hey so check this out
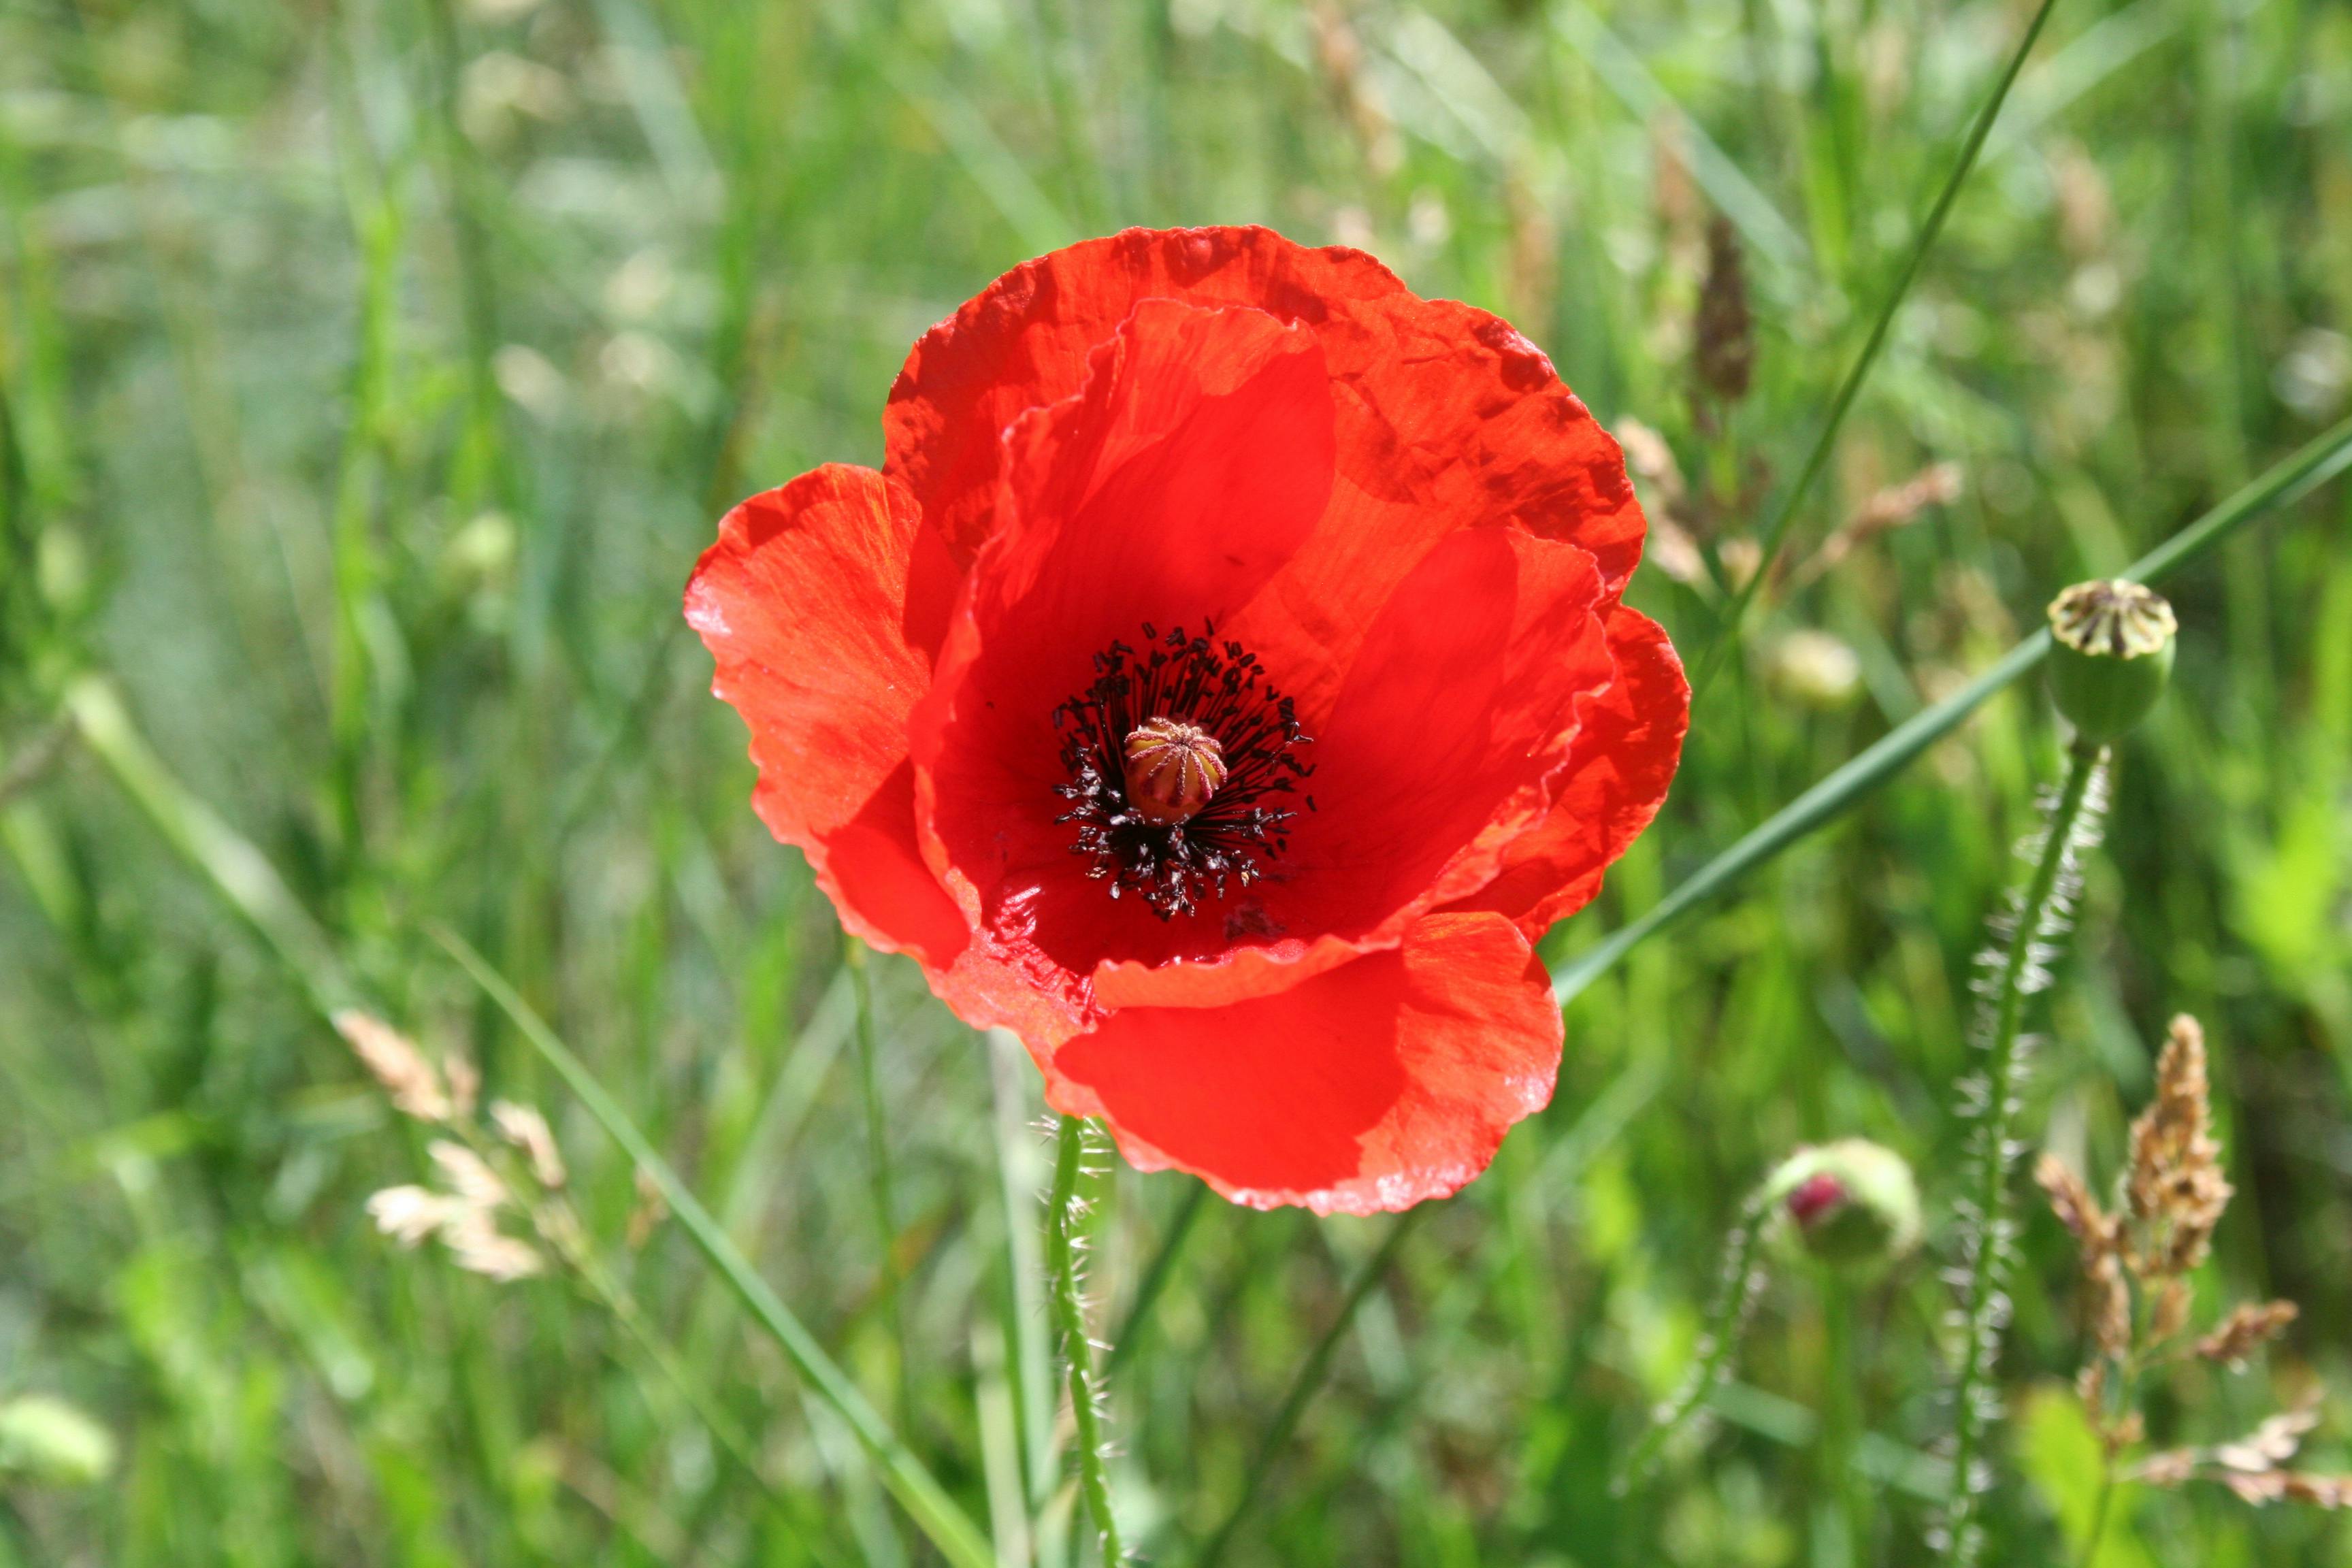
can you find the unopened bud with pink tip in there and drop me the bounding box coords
[1765,1139,1921,1273]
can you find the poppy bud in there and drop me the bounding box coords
[2046,578,2176,745]
[1123,717,1227,826]
[0,1395,116,1486]
[1764,1139,1921,1273]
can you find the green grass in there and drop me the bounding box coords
[3,0,2351,1563]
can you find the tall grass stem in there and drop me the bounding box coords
[1691,0,2065,697]
[989,1028,1069,1568]
[846,937,913,1437]
[1107,1183,1209,1377]
[431,925,999,1568]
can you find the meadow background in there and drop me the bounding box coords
[3,0,2351,1561]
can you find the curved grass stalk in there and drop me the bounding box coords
[525,1160,853,1567]
[1937,744,2108,1565]
[1553,412,2352,1006]
[1047,1115,1125,1564]
[1195,1207,1424,1568]
[1107,1182,1208,1377]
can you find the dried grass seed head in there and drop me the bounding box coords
[333,1011,450,1122]
[2126,1014,2232,1275]
[491,1100,568,1189]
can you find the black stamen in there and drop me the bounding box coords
[1051,619,1313,920]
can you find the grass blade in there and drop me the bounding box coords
[63,676,355,1017]
[846,938,915,1443]
[1554,412,2352,1004]
[1550,1,1810,284]
[1193,1207,1424,1568]
[1106,1182,1208,1377]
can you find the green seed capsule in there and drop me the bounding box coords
[2046,578,2176,745]
[1764,1139,1921,1274]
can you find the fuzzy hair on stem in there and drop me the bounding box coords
[1047,1114,1126,1564]
[1936,743,2110,1565]
[1617,1182,1774,1490]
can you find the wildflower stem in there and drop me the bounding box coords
[1823,1281,1867,1564]
[1552,412,2352,1008]
[1618,1184,1771,1489]
[1047,1114,1125,1564]
[1690,0,2065,699]
[1941,740,2105,1565]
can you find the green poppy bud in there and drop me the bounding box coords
[0,1395,116,1486]
[1763,1139,1921,1273]
[2046,579,2176,745]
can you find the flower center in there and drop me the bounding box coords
[1122,717,1227,826]
[1053,621,1312,919]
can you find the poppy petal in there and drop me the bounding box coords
[1208,524,1615,949]
[685,466,968,968]
[1447,603,1689,937]
[1045,911,1563,1213]
[1199,306,1643,730]
[887,229,1642,649]
[885,226,1406,562]
[909,299,1339,1028]
[1081,532,1635,1009]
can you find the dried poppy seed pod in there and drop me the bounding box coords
[1122,717,1227,826]
[1764,1139,1921,1273]
[2046,578,2176,745]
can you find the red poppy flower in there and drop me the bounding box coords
[687,226,1686,1213]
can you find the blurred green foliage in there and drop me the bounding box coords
[1,0,2349,1563]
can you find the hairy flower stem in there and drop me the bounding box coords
[1047,1115,1124,1563]
[1618,1184,1771,1488]
[1940,740,2107,1564]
